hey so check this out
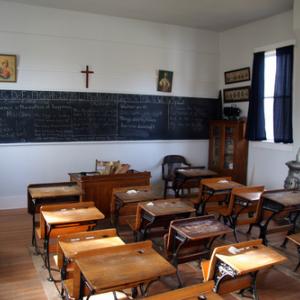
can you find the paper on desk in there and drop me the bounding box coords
[126,190,137,194]
[218,180,229,183]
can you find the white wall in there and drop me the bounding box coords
[0,1,219,209]
[219,11,297,189]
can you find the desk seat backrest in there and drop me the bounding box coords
[39,201,96,240]
[56,228,121,270]
[222,185,265,217]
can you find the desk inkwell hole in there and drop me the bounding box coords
[137,249,144,255]
[198,295,207,300]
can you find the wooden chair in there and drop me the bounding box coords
[218,185,265,242]
[195,177,232,215]
[110,185,151,226]
[35,201,97,254]
[56,228,124,281]
[201,239,262,295]
[287,233,300,272]
[162,155,190,198]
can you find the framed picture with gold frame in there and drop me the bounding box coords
[224,67,250,84]
[223,86,250,103]
[0,54,17,82]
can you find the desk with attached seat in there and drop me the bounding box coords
[28,182,82,248]
[41,202,104,281]
[258,189,300,245]
[173,167,218,197]
[198,178,243,215]
[65,241,176,299]
[164,215,232,286]
[113,188,161,227]
[135,198,195,241]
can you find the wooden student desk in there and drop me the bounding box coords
[113,190,161,226]
[42,206,104,280]
[214,243,286,299]
[258,189,300,245]
[198,180,243,215]
[28,182,82,247]
[168,215,232,267]
[73,241,176,299]
[140,281,224,299]
[57,229,125,280]
[173,167,218,197]
[137,199,195,241]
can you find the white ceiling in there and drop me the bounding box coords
[3,0,293,31]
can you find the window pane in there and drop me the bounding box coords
[265,51,276,98]
[264,51,276,141]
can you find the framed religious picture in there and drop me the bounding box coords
[224,67,250,84]
[0,54,17,82]
[223,86,250,103]
[157,70,173,92]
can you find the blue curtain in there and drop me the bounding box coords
[246,51,266,140]
[273,45,294,143]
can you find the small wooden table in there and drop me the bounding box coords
[28,182,82,247]
[214,243,286,299]
[173,167,218,197]
[137,198,195,241]
[42,206,104,280]
[140,281,224,299]
[74,241,176,299]
[259,189,300,245]
[114,190,161,226]
[198,180,243,215]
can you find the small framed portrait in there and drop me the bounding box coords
[0,54,17,82]
[224,67,250,85]
[157,70,173,93]
[223,86,251,103]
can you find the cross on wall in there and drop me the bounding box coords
[81,65,94,88]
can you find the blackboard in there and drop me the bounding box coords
[0,90,221,143]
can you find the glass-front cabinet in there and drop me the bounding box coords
[208,120,248,184]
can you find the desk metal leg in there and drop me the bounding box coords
[281,211,300,248]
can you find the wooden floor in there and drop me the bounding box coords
[1,209,300,299]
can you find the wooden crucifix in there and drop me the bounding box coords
[81,65,94,88]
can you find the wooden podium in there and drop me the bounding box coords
[69,171,151,217]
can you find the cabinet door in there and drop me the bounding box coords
[210,124,223,169]
[223,125,235,170]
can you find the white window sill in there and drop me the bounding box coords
[250,140,294,152]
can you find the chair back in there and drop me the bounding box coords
[162,155,190,180]
[224,185,265,217]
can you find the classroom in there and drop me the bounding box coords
[1,0,300,299]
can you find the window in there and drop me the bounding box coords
[264,50,276,141]
[246,45,293,143]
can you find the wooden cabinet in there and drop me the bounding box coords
[69,171,151,217]
[208,120,248,184]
